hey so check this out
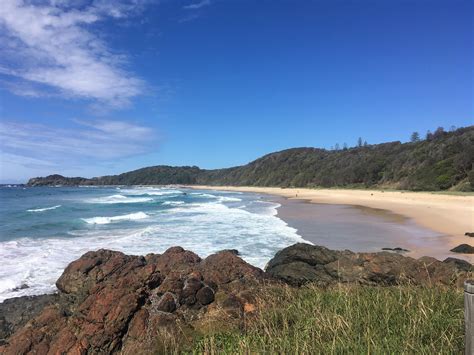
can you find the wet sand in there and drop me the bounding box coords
[270,196,472,262]
[187,186,474,263]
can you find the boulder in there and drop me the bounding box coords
[465,232,474,237]
[266,243,471,287]
[154,292,176,313]
[196,286,215,305]
[450,244,474,254]
[1,243,470,354]
[443,257,473,272]
[0,294,58,345]
[0,247,263,354]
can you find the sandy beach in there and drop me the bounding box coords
[189,186,474,262]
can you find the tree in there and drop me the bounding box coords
[343,143,348,150]
[410,131,420,142]
[433,127,445,139]
[357,137,363,147]
[335,143,340,151]
[426,130,433,141]
[363,141,368,147]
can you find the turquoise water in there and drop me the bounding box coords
[0,186,304,302]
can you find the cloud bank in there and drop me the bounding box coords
[0,0,148,108]
[0,119,157,182]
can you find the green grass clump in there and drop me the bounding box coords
[190,285,464,354]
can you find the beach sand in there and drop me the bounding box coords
[188,186,474,262]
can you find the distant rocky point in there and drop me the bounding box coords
[0,243,471,353]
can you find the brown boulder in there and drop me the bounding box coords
[0,247,263,354]
[196,286,215,305]
[0,294,58,345]
[266,243,471,287]
[3,243,470,354]
[155,292,177,313]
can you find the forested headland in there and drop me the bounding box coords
[28,126,474,191]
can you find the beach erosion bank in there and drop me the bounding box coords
[188,186,474,263]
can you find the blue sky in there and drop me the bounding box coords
[0,0,472,183]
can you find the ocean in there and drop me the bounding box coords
[0,186,304,302]
[0,185,448,303]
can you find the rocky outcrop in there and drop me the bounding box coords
[1,243,471,354]
[465,232,474,238]
[0,294,58,345]
[266,243,471,286]
[0,247,262,354]
[443,257,473,272]
[450,244,474,254]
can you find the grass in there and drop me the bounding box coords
[188,284,464,354]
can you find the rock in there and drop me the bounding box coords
[155,292,176,313]
[465,232,474,237]
[11,284,29,292]
[196,286,214,305]
[2,243,470,353]
[381,247,410,253]
[181,276,203,305]
[0,247,263,354]
[221,249,240,255]
[198,250,263,285]
[0,294,58,345]
[450,244,474,254]
[443,257,473,272]
[266,243,470,287]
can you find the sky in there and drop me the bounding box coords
[0,0,472,183]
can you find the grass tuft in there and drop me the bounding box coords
[189,284,464,354]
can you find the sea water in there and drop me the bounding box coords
[0,186,304,302]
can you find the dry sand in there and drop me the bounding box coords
[188,185,474,261]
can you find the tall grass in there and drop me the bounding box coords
[190,284,464,354]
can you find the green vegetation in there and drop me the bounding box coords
[187,284,464,354]
[28,126,474,191]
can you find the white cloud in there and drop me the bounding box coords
[183,0,210,10]
[0,119,158,181]
[0,0,149,108]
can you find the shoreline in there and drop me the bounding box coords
[187,185,474,262]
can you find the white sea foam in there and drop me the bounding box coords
[82,212,149,225]
[190,192,216,198]
[0,188,307,302]
[189,192,241,203]
[27,205,62,212]
[86,194,153,204]
[218,196,242,202]
[162,201,185,206]
[121,188,183,196]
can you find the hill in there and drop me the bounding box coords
[27,126,474,191]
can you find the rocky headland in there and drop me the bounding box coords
[0,243,472,354]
